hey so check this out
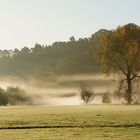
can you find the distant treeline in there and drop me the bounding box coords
[0,29,109,78]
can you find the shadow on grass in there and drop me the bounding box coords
[0,123,140,130]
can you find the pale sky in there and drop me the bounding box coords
[0,0,140,50]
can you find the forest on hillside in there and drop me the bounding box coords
[0,29,109,78]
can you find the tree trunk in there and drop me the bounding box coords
[126,78,132,104]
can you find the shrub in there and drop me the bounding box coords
[102,92,111,104]
[6,86,29,105]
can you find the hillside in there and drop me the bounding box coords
[0,30,109,78]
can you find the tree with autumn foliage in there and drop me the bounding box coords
[99,23,140,104]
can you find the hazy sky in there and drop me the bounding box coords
[0,0,140,50]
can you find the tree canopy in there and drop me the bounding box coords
[99,23,140,104]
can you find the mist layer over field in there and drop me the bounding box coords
[0,74,117,105]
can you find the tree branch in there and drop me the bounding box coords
[107,53,127,76]
[130,74,140,80]
[117,78,127,97]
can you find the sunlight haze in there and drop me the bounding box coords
[0,0,140,49]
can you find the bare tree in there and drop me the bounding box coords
[80,81,94,104]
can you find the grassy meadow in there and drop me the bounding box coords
[0,105,139,140]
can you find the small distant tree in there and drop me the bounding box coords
[69,36,75,42]
[14,48,20,56]
[31,43,44,54]
[21,47,30,54]
[102,92,111,104]
[2,50,10,57]
[80,82,94,104]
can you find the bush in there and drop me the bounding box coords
[102,92,111,104]
[0,86,30,106]
[6,86,29,105]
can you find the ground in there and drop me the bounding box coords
[0,105,139,140]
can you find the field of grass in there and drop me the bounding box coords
[0,105,139,140]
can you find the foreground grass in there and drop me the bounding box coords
[0,105,139,139]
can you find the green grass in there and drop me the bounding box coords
[0,105,139,139]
